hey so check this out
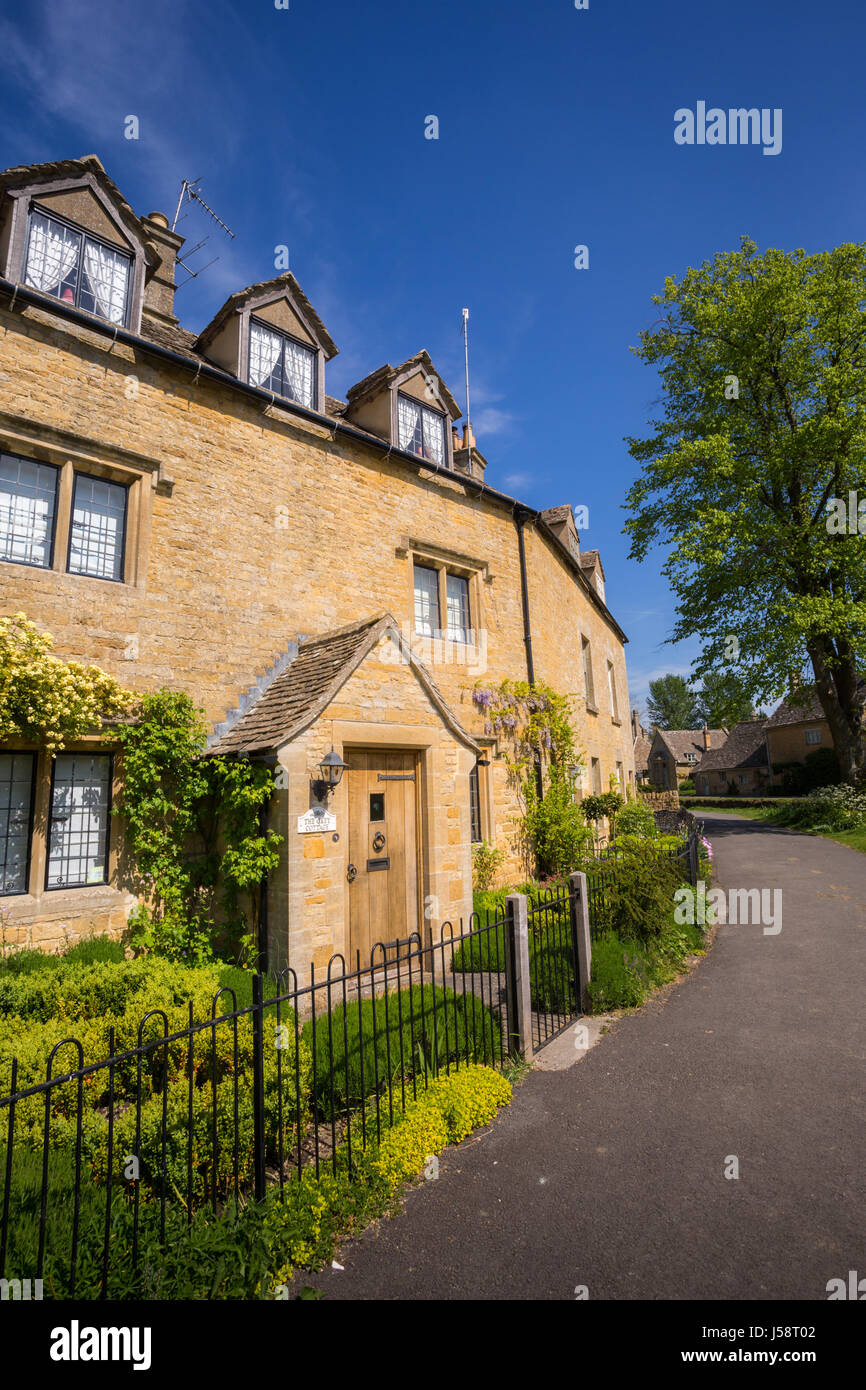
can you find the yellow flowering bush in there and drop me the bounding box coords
[0,613,135,752]
[265,1064,512,1291]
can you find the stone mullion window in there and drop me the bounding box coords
[27,751,52,897]
[51,461,76,573]
[0,444,152,588]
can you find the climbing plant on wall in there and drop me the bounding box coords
[113,690,283,966]
[471,677,590,878]
[0,617,282,964]
[0,613,134,751]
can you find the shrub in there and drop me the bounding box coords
[301,985,502,1114]
[587,934,648,1010]
[581,792,623,825]
[588,841,682,943]
[678,777,696,795]
[0,937,126,976]
[472,840,504,892]
[0,612,133,752]
[525,767,593,877]
[614,801,658,840]
[454,880,567,973]
[0,956,311,1210]
[587,910,705,1013]
[775,783,866,831]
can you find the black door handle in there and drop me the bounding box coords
[347,863,357,883]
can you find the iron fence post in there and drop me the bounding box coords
[251,972,266,1202]
[688,830,700,886]
[568,872,593,1013]
[504,893,532,1057]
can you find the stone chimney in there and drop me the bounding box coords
[140,211,184,330]
[452,425,486,481]
[703,723,711,750]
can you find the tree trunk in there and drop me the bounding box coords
[807,641,864,784]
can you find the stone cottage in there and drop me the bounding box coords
[646,726,726,790]
[0,153,636,974]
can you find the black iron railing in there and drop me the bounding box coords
[0,827,703,1299]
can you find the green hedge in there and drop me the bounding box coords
[301,984,502,1114]
[681,796,800,809]
[0,956,311,1211]
[1,1066,513,1299]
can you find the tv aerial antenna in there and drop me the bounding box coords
[171,178,235,289]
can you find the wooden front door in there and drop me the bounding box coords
[346,749,420,965]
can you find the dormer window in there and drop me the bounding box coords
[23,207,131,326]
[249,319,316,409]
[397,394,446,465]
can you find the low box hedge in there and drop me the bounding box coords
[680,796,801,809]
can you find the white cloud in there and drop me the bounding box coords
[472,405,517,436]
[627,661,695,710]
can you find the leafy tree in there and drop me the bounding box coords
[694,671,756,729]
[625,237,866,781]
[646,674,699,730]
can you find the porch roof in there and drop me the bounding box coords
[206,612,482,757]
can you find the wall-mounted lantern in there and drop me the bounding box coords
[311,747,347,802]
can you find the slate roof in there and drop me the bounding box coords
[764,691,827,728]
[654,728,727,763]
[206,613,481,757]
[579,549,605,580]
[695,720,768,774]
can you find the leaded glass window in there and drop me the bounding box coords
[68,474,127,581]
[0,753,35,895]
[24,209,131,326]
[446,573,471,643]
[397,394,445,465]
[469,762,482,844]
[413,563,440,636]
[0,453,58,569]
[47,754,112,889]
[248,320,316,409]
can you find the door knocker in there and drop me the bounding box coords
[372,831,386,852]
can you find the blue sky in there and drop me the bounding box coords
[1,0,863,716]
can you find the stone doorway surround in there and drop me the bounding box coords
[206,612,482,980]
